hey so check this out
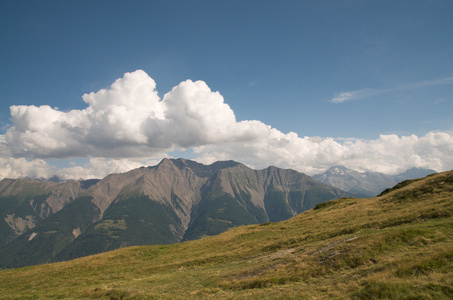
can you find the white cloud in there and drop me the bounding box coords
[0,134,162,180]
[0,157,56,180]
[1,70,453,180]
[400,77,453,90]
[330,88,383,103]
[194,131,453,175]
[4,70,242,158]
[330,76,453,103]
[54,158,150,180]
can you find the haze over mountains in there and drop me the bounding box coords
[313,166,436,197]
[0,158,353,268]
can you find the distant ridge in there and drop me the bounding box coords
[0,159,351,268]
[313,165,436,197]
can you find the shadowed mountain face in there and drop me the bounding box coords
[0,159,350,268]
[313,166,437,197]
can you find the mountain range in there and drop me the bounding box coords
[313,165,436,197]
[0,158,352,268]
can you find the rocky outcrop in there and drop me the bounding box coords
[4,214,36,235]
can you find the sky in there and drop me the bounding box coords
[1,0,453,180]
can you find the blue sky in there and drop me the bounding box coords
[1,0,453,179]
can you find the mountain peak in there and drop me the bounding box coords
[395,167,437,181]
[314,165,438,197]
[157,157,173,166]
[325,165,352,175]
[155,158,242,177]
[208,160,241,170]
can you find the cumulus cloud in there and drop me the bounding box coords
[4,70,243,158]
[1,70,453,180]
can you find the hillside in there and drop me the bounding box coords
[0,159,350,268]
[0,170,451,299]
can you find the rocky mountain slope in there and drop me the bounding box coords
[0,178,98,246]
[0,159,351,268]
[313,165,436,197]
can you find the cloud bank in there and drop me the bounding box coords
[1,70,453,180]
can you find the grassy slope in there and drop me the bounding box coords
[0,171,452,299]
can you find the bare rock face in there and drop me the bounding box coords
[4,214,36,235]
[88,169,145,216]
[45,181,83,214]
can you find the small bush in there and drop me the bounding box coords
[259,222,275,226]
[352,280,453,299]
[313,199,338,210]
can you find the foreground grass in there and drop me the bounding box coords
[0,171,452,299]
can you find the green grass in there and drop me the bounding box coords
[0,170,452,299]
